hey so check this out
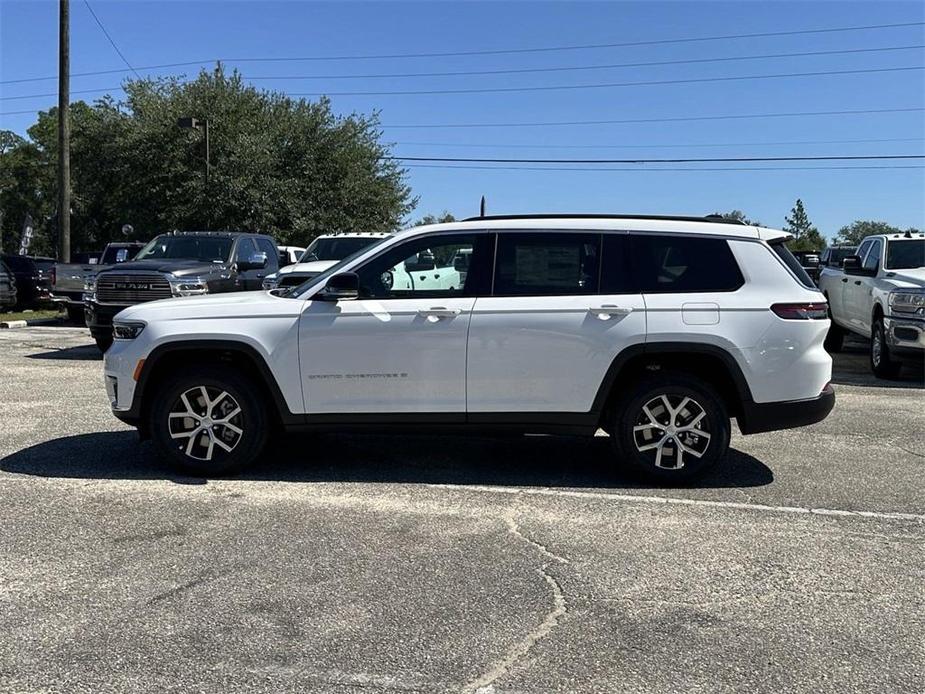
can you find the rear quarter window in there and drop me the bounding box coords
[769,240,816,289]
[630,234,744,293]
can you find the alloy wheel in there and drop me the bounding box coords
[632,394,712,470]
[168,386,244,461]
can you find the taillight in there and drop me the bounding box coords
[771,302,828,320]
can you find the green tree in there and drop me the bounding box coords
[833,220,922,245]
[712,209,761,226]
[0,66,415,254]
[783,199,826,252]
[409,211,456,227]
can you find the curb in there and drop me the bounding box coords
[0,318,68,329]
[0,320,28,329]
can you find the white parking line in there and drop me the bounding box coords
[426,484,925,524]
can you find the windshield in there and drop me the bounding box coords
[827,248,856,266]
[300,236,381,262]
[135,235,233,262]
[288,235,393,298]
[101,245,140,264]
[885,239,924,270]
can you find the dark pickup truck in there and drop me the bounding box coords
[85,231,279,351]
[53,241,145,322]
[0,259,17,309]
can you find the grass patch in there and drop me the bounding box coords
[0,308,66,323]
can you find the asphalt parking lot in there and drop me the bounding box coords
[0,325,922,693]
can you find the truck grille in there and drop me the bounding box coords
[96,273,172,303]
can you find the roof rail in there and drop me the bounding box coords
[460,213,749,225]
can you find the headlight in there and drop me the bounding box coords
[83,277,96,292]
[112,320,145,340]
[889,290,925,315]
[262,275,280,290]
[168,278,209,296]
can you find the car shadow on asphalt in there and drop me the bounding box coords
[830,340,924,389]
[25,345,102,361]
[0,430,773,490]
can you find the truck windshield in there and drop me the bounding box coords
[885,239,924,270]
[135,235,232,262]
[101,245,139,264]
[288,235,393,298]
[300,236,380,262]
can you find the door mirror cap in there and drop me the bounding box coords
[320,272,359,300]
[238,252,268,271]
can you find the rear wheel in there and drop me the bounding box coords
[150,366,268,476]
[870,318,902,379]
[94,335,113,353]
[823,302,844,352]
[610,373,730,483]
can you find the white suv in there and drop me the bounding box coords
[262,232,389,290]
[103,215,835,481]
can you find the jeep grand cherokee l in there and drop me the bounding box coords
[102,215,834,482]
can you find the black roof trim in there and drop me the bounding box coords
[461,213,749,225]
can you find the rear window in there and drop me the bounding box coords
[630,235,744,293]
[770,240,816,288]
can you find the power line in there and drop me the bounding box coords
[245,45,925,81]
[8,65,923,102]
[396,137,925,151]
[1,20,922,84]
[82,0,140,78]
[287,66,925,97]
[391,154,925,164]
[382,107,925,129]
[403,163,925,172]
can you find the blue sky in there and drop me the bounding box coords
[1,0,923,238]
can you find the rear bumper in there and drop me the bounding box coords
[738,384,835,435]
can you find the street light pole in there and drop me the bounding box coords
[177,117,211,228]
[57,0,71,262]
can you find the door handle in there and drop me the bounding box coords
[854,280,862,285]
[589,305,633,319]
[418,307,461,319]
[841,278,848,283]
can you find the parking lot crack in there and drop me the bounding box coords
[146,567,233,606]
[462,511,569,693]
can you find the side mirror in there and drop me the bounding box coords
[238,252,268,271]
[453,256,468,271]
[842,256,862,274]
[320,272,359,300]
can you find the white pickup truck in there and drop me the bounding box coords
[818,231,924,378]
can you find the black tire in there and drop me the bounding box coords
[610,373,730,483]
[94,335,113,353]
[870,318,902,380]
[149,365,268,476]
[823,303,844,353]
[66,305,85,324]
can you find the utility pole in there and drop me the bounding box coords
[57,0,71,262]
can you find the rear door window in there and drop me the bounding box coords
[493,233,600,296]
[600,234,634,294]
[631,234,745,292]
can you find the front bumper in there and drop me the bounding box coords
[51,290,85,307]
[884,314,925,357]
[85,300,130,338]
[738,384,835,435]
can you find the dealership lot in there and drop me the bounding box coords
[0,326,922,692]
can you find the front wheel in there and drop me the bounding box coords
[610,373,730,483]
[870,318,902,379]
[150,366,268,476]
[66,305,86,324]
[94,335,113,353]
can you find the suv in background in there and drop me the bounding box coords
[103,214,834,482]
[0,255,55,309]
[86,231,279,352]
[0,259,16,310]
[262,232,389,290]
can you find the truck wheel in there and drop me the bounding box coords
[610,373,730,483]
[150,366,268,476]
[66,305,85,324]
[870,319,902,379]
[823,304,844,353]
[94,335,113,353]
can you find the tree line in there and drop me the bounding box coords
[715,200,920,251]
[0,66,415,256]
